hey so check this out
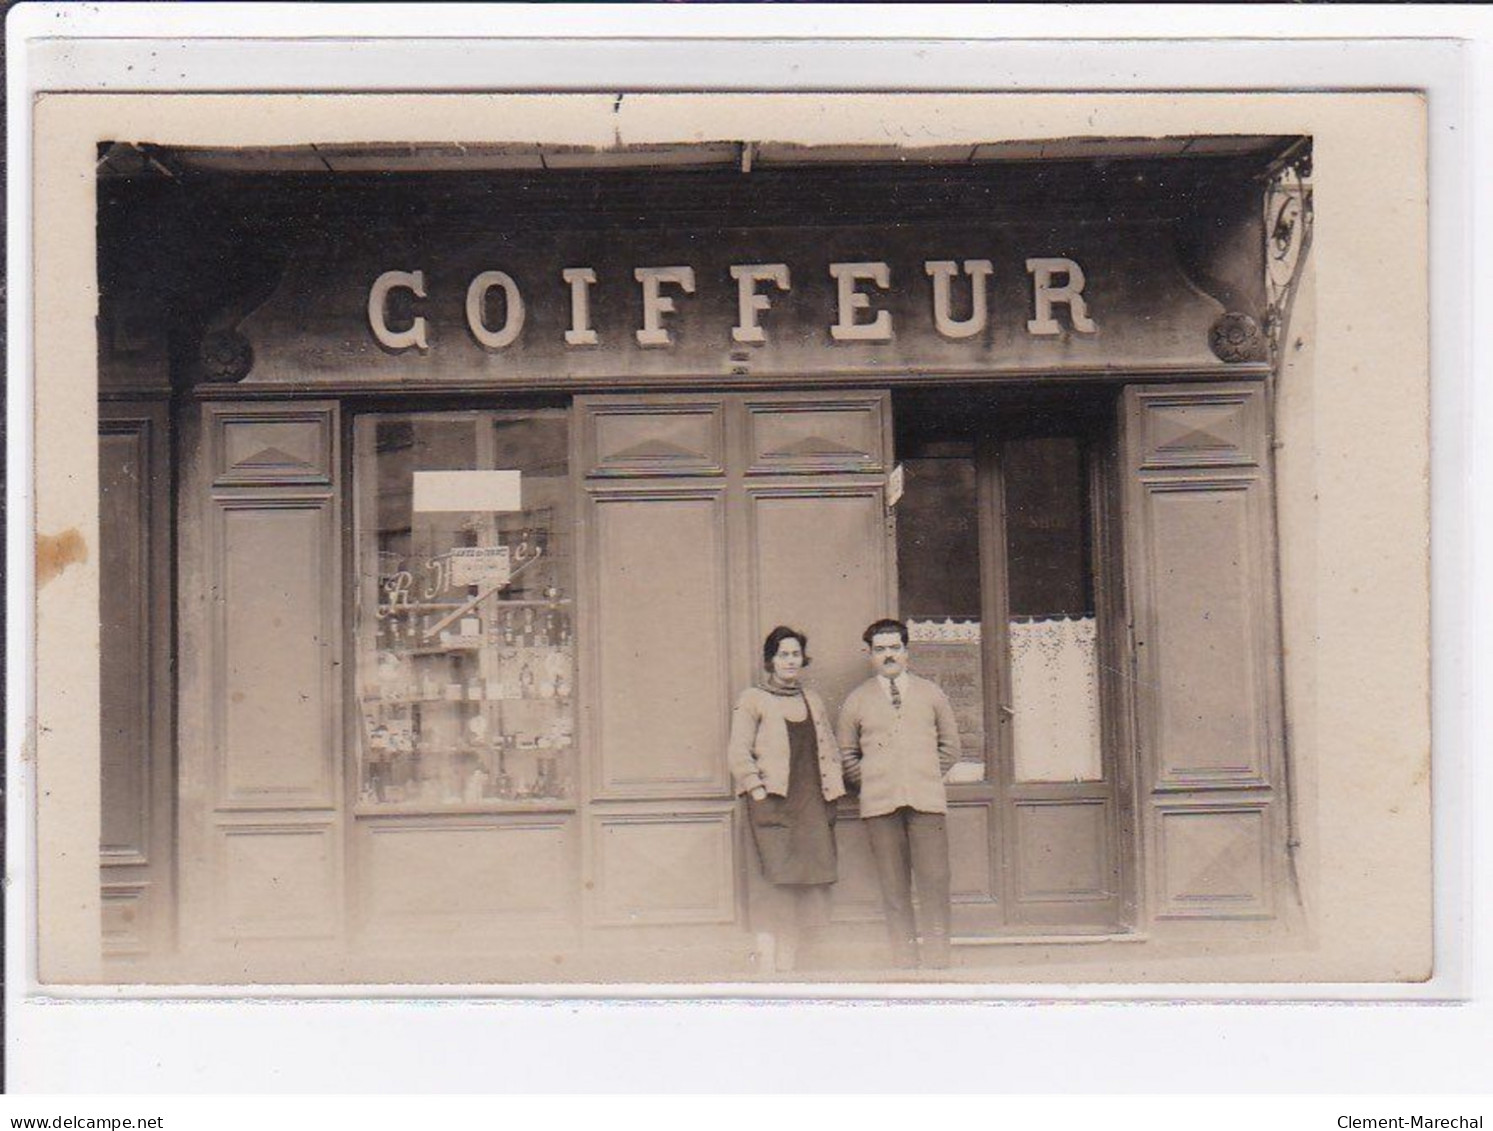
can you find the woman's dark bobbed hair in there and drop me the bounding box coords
[762,625,811,671]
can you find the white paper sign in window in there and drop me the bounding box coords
[448,545,512,587]
[411,469,521,513]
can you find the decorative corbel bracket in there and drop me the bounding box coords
[181,199,298,385]
[1262,146,1314,364]
[194,239,290,384]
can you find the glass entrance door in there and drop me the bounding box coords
[893,390,1125,933]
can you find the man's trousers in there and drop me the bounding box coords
[863,806,951,968]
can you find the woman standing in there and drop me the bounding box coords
[726,626,846,972]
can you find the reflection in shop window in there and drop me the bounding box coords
[353,411,575,810]
[1004,437,1102,783]
[896,447,988,782]
[896,430,1102,784]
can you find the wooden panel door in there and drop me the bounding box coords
[1123,383,1286,921]
[99,401,175,960]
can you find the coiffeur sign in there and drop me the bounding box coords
[367,257,1097,352]
[232,221,1230,385]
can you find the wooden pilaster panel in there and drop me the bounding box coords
[589,805,738,927]
[99,401,174,959]
[580,395,727,478]
[1123,383,1286,923]
[100,420,154,862]
[743,392,895,933]
[746,482,892,718]
[211,406,335,487]
[211,497,339,809]
[357,815,579,936]
[214,818,339,940]
[185,401,345,950]
[585,486,732,799]
[1137,477,1273,789]
[1154,799,1273,918]
[101,883,154,957]
[742,390,889,475]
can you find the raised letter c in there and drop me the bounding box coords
[369,270,428,352]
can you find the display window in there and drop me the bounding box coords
[352,409,575,812]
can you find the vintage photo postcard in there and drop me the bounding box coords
[27,89,1431,990]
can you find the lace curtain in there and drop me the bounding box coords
[1009,615,1103,782]
[908,615,1103,783]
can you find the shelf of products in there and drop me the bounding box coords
[354,410,576,811]
[358,601,576,807]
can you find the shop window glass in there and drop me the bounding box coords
[1004,437,1102,783]
[354,410,575,810]
[896,445,988,783]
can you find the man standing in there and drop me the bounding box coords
[837,618,961,970]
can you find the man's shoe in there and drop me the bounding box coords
[889,936,920,969]
[920,932,952,970]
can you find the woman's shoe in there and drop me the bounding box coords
[774,933,799,973]
[754,931,777,973]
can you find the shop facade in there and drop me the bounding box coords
[96,136,1313,979]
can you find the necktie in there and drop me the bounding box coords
[889,677,902,711]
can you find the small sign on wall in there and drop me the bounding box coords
[448,545,512,587]
[411,469,521,512]
[887,463,905,507]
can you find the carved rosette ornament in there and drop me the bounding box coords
[1263,151,1314,361]
[199,328,254,383]
[1209,312,1266,364]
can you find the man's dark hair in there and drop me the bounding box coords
[762,625,812,671]
[861,618,909,647]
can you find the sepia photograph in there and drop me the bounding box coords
[26,87,1433,993]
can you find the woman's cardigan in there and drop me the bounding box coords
[726,684,847,801]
